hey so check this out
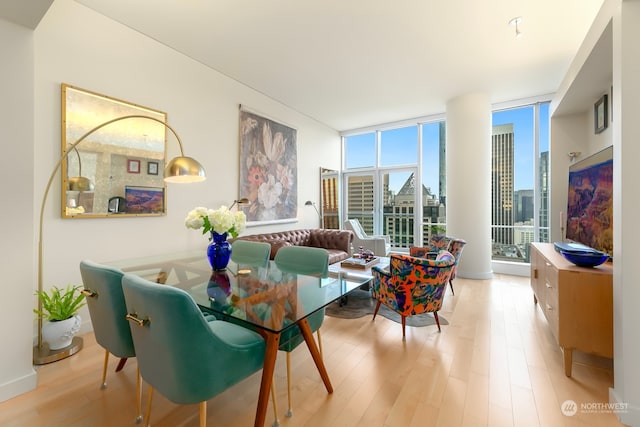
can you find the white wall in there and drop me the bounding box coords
[551,0,640,423]
[0,17,38,402]
[611,1,640,424]
[0,0,340,401]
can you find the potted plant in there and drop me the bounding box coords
[34,285,86,350]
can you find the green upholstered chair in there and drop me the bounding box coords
[79,260,142,424]
[230,239,271,266]
[273,245,329,277]
[371,251,455,338]
[121,274,265,427]
[272,245,329,418]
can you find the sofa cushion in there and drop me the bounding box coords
[325,249,350,265]
[309,229,353,252]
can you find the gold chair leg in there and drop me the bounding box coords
[101,350,110,389]
[286,352,293,417]
[316,329,323,357]
[135,366,142,424]
[199,401,207,427]
[144,386,154,427]
[270,379,280,426]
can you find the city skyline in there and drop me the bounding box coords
[345,104,550,198]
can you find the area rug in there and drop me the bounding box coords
[326,289,448,327]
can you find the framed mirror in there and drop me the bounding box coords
[61,84,167,218]
[320,167,340,229]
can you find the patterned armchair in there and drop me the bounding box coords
[410,236,466,295]
[409,235,451,258]
[371,251,455,338]
[446,239,467,295]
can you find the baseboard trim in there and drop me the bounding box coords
[610,387,639,426]
[0,369,37,403]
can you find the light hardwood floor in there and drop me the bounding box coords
[0,274,624,427]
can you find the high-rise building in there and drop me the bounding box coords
[514,189,534,223]
[384,173,444,247]
[539,151,550,242]
[346,175,379,234]
[492,124,515,245]
[438,122,446,206]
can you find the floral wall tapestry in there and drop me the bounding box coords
[239,108,297,224]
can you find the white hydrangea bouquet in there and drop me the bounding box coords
[185,206,247,239]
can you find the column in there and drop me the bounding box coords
[445,93,493,279]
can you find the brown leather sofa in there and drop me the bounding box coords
[233,229,353,264]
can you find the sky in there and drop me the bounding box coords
[345,103,550,197]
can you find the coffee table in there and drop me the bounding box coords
[329,256,389,305]
[329,256,389,278]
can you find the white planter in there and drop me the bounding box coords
[42,315,81,350]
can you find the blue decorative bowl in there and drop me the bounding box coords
[560,250,609,268]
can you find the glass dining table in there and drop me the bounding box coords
[105,249,371,427]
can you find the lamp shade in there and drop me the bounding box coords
[164,156,206,183]
[68,176,93,191]
[229,198,250,210]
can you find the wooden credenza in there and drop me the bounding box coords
[530,242,613,377]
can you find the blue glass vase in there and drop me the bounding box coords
[207,232,232,270]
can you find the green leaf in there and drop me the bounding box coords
[34,285,86,321]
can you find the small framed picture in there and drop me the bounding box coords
[127,159,141,174]
[147,161,159,175]
[594,94,608,134]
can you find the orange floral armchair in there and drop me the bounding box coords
[410,237,466,295]
[409,235,451,257]
[371,251,455,338]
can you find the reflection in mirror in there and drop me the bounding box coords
[61,84,167,218]
[320,167,340,229]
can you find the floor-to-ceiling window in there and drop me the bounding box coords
[343,121,438,251]
[342,100,549,262]
[421,121,447,243]
[491,102,550,263]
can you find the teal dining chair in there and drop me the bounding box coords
[79,260,142,424]
[273,245,329,418]
[121,273,266,427]
[230,239,272,265]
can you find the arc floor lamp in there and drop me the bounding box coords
[34,114,206,365]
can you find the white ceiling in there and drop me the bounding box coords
[5,0,605,131]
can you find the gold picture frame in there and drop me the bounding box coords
[61,84,168,218]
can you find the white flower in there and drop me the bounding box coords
[258,175,283,209]
[234,211,247,234]
[185,206,247,239]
